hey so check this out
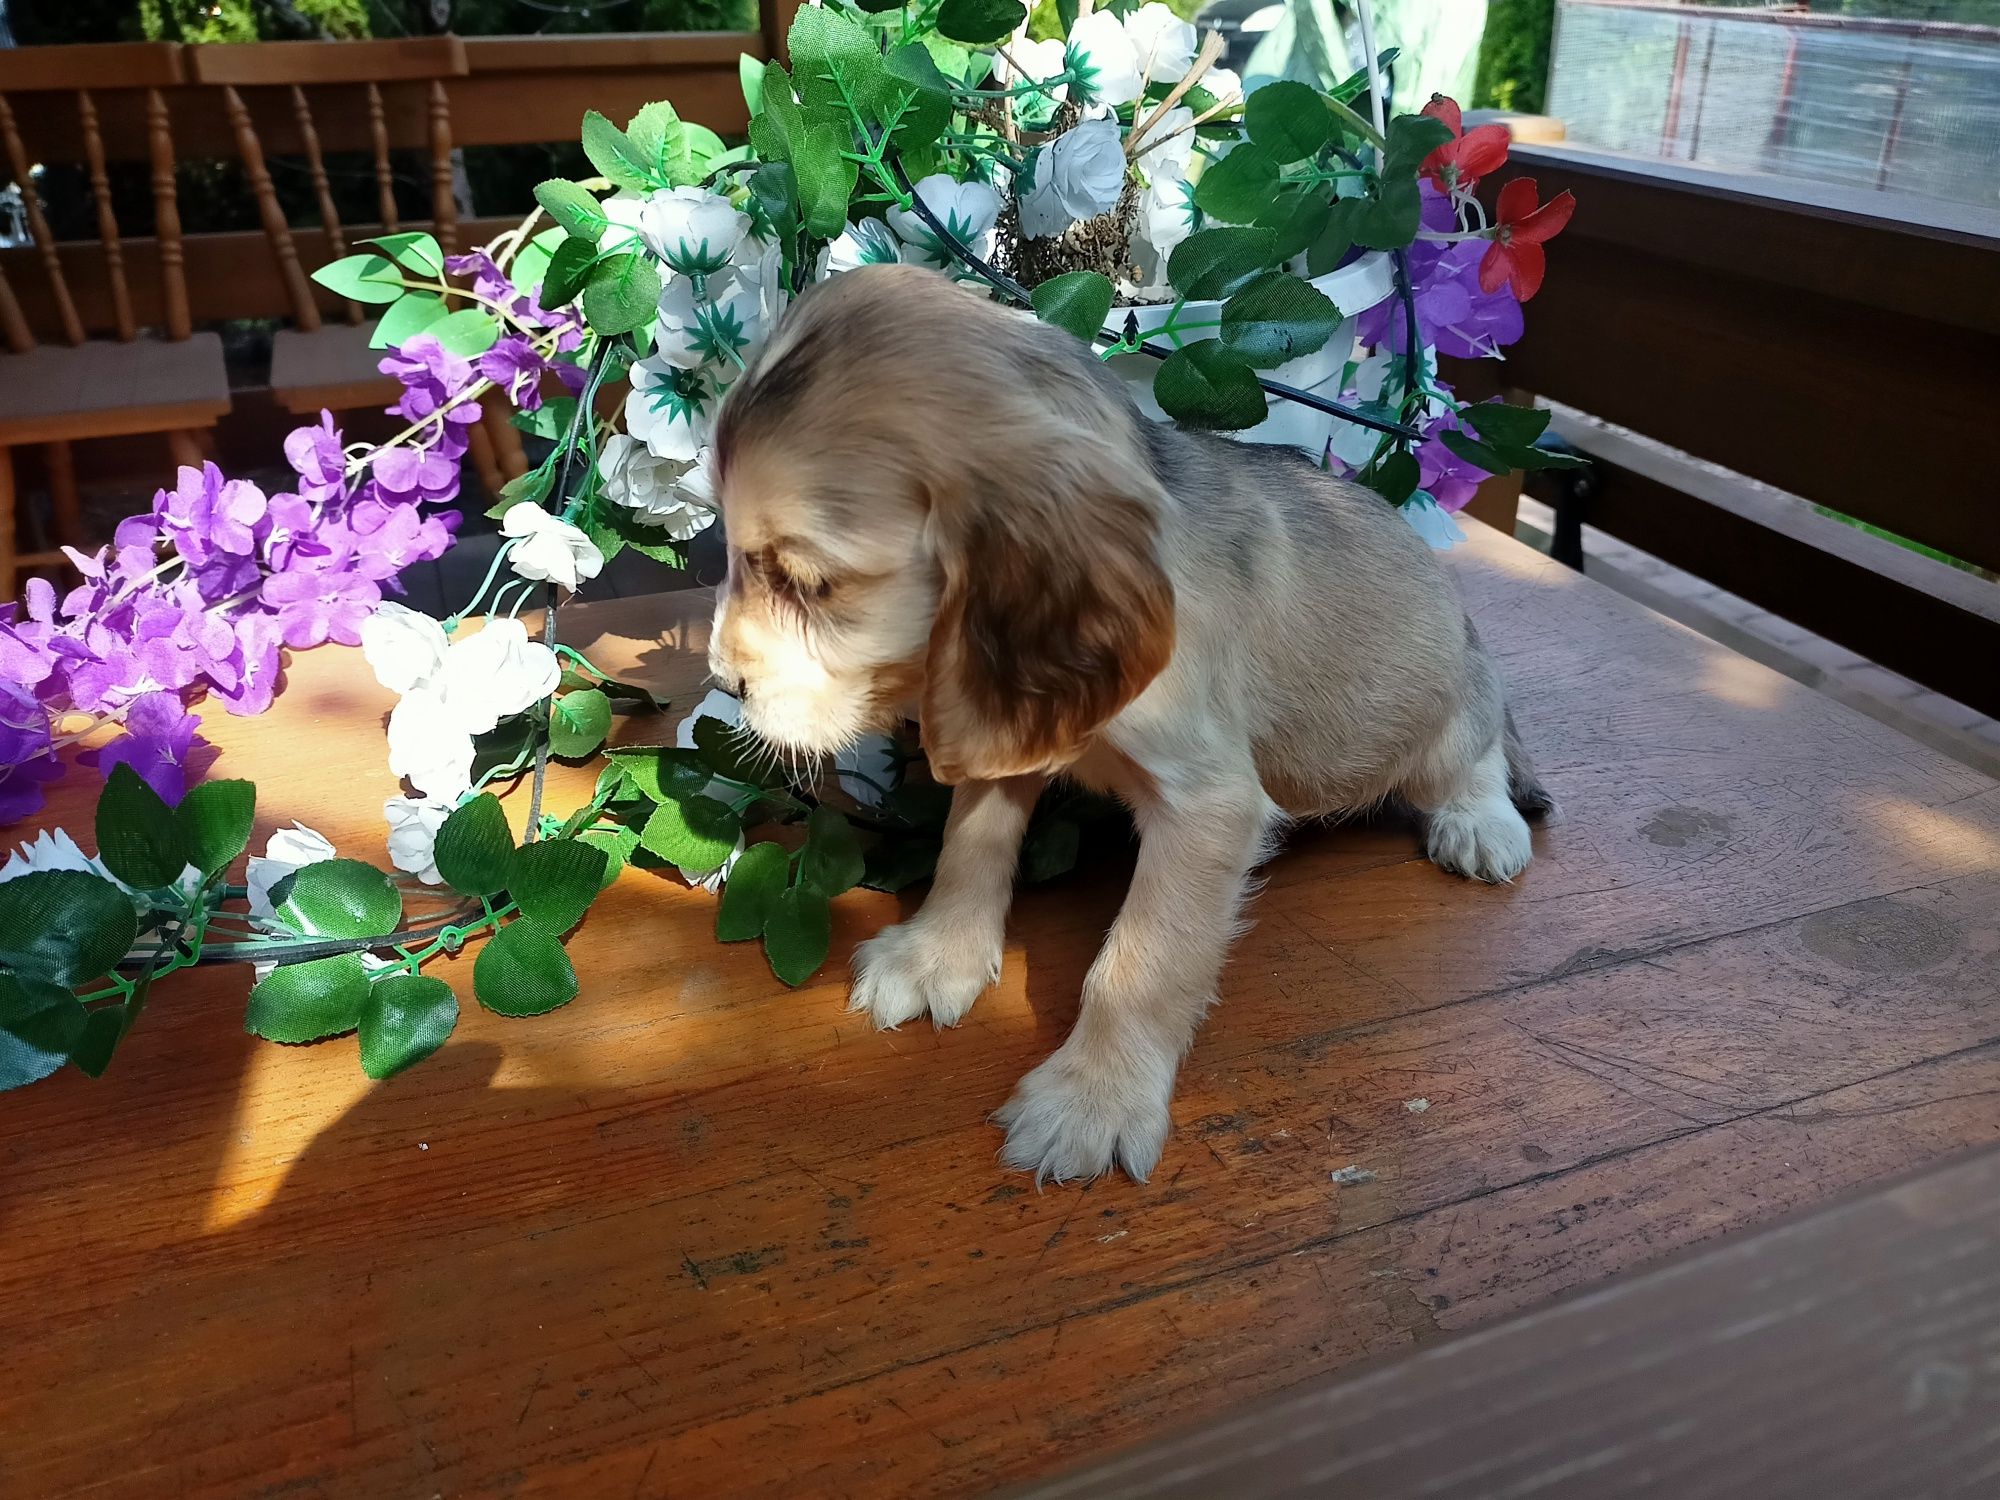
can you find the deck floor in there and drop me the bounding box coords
[3,525,1998,1497]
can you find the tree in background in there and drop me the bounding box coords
[10,0,369,42]
[1471,0,1551,114]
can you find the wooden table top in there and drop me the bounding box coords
[4,522,1998,1499]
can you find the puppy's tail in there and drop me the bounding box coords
[1503,709,1555,820]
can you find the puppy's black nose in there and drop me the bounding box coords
[715,673,746,697]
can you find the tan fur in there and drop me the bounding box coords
[707,264,1546,1184]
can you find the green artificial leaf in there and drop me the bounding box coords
[1440,428,1515,476]
[1193,143,1284,227]
[70,1002,129,1078]
[510,237,554,297]
[1244,81,1336,162]
[747,160,801,246]
[512,395,578,442]
[1031,271,1115,344]
[1461,401,1554,450]
[579,825,641,889]
[0,871,138,988]
[1515,445,1593,472]
[883,778,953,830]
[473,918,579,1017]
[174,778,255,879]
[861,835,941,893]
[1219,271,1342,369]
[433,793,516,897]
[606,746,710,804]
[882,41,955,150]
[1168,227,1280,301]
[741,51,766,116]
[430,307,500,358]
[367,230,444,277]
[583,253,663,337]
[1365,448,1421,504]
[1257,189,1332,262]
[1347,175,1424,251]
[692,715,784,787]
[371,290,448,350]
[639,795,742,875]
[357,974,458,1080]
[799,805,865,898]
[1305,204,1357,277]
[715,840,789,941]
[627,100,691,186]
[1020,816,1080,883]
[0,974,89,1090]
[277,859,403,940]
[533,178,609,244]
[790,4,889,112]
[495,461,555,518]
[750,62,802,163]
[792,129,860,240]
[310,252,404,304]
[1153,342,1269,430]
[582,109,653,193]
[96,761,187,890]
[508,838,609,935]
[937,0,1026,43]
[1383,110,1455,174]
[762,887,831,986]
[684,124,730,179]
[540,238,597,311]
[550,689,613,759]
[244,953,371,1043]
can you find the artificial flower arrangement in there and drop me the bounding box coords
[0,0,1578,1094]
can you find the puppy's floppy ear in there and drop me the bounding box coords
[921,440,1175,785]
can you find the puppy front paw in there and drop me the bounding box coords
[848,919,1001,1030]
[1426,794,1533,883]
[993,1043,1174,1185]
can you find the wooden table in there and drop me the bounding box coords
[4,522,1997,1498]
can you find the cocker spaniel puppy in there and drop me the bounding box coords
[707,263,1547,1184]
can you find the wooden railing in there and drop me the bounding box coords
[0,24,786,341]
[1481,143,2000,716]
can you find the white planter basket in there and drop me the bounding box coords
[1102,250,1397,454]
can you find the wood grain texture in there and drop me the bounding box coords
[0,525,1996,1499]
[0,334,230,445]
[1007,1141,2000,1499]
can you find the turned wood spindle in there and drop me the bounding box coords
[367,83,400,232]
[427,80,458,256]
[77,90,136,342]
[0,92,85,347]
[147,89,191,343]
[291,85,360,325]
[223,84,321,333]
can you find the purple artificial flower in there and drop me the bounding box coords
[0,680,62,824]
[1356,182,1524,362]
[380,334,480,433]
[1415,420,1489,513]
[477,335,551,412]
[284,412,349,506]
[97,690,200,805]
[153,463,269,568]
[261,556,383,649]
[209,610,285,717]
[370,444,460,505]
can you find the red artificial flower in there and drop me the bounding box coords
[1419,94,1511,194]
[1478,177,1576,302]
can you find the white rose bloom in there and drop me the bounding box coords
[387,686,476,803]
[1123,4,1197,83]
[596,432,716,541]
[625,356,716,463]
[501,503,605,593]
[598,193,648,253]
[1135,106,1196,182]
[654,246,783,375]
[359,601,449,696]
[1019,117,1128,240]
[1068,12,1143,106]
[887,175,1002,267]
[817,217,905,279]
[383,795,451,885]
[1204,65,1244,103]
[1135,174,1198,285]
[636,186,752,275]
[0,828,111,886]
[436,617,560,735]
[676,446,719,512]
[993,36,1069,126]
[246,822,337,920]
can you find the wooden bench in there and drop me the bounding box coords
[6,521,1997,1496]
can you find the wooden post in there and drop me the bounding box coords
[42,439,81,553]
[761,0,804,64]
[0,446,16,602]
[367,83,402,232]
[224,84,322,333]
[0,93,85,346]
[0,258,33,355]
[291,85,361,324]
[147,89,193,343]
[428,81,458,255]
[77,90,136,342]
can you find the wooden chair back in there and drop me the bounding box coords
[0,43,193,354]
[184,38,471,334]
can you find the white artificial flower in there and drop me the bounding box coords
[1068,12,1143,106]
[1123,3,1197,84]
[672,687,751,891]
[1203,65,1243,103]
[0,828,114,886]
[360,601,449,696]
[599,193,647,250]
[435,617,561,736]
[636,186,752,275]
[887,175,1002,267]
[595,432,717,541]
[1401,493,1467,550]
[625,356,717,463]
[1134,106,1195,182]
[383,795,450,885]
[501,503,605,593]
[1019,117,1128,240]
[835,735,900,810]
[817,217,905,279]
[993,36,1069,127]
[653,244,783,376]
[675,446,718,512]
[1135,174,1198,286]
[1330,414,1390,471]
[388,686,477,803]
[246,822,337,920]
